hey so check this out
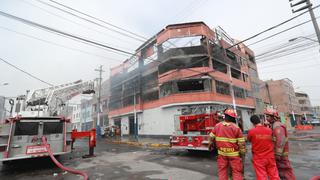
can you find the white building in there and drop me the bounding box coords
[71,104,81,130]
[81,99,93,131]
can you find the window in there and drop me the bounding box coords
[233,86,245,98]
[231,68,241,79]
[43,122,63,134]
[239,57,247,66]
[213,60,227,73]
[216,81,230,95]
[160,81,173,97]
[246,90,253,97]
[14,122,38,136]
[248,54,255,62]
[143,91,159,102]
[242,73,248,82]
[177,79,205,92]
[226,49,237,62]
[299,100,306,104]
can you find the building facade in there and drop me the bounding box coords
[108,22,258,136]
[260,78,301,126]
[81,99,93,131]
[71,104,81,130]
[312,106,320,118]
[295,92,313,120]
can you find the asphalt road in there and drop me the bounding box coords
[0,139,319,180]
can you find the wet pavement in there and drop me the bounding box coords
[0,138,319,180]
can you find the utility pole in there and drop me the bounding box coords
[94,65,104,137]
[265,82,272,105]
[290,0,320,45]
[133,86,137,140]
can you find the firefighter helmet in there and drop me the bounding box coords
[224,108,237,118]
[264,106,279,117]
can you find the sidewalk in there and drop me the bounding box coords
[105,135,170,148]
[288,126,320,141]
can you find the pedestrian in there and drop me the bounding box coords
[265,108,296,180]
[247,115,280,180]
[209,108,246,180]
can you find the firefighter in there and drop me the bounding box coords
[209,108,246,180]
[247,115,280,180]
[265,109,296,180]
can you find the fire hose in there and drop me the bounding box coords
[41,136,89,180]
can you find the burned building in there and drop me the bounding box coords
[108,22,258,136]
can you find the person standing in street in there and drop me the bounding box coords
[247,115,280,180]
[265,108,296,180]
[209,108,246,180]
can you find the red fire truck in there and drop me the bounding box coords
[170,113,220,151]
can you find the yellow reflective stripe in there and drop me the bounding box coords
[222,122,230,126]
[237,137,245,142]
[209,132,215,138]
[275,152,289,156]
[218,150,240,156]
[216,137,237,143]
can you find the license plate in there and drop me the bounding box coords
[26,145,48,154]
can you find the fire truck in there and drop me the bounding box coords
[170,112,221,151]
[0,80,96,163]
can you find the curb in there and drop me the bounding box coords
[106,139,170,148]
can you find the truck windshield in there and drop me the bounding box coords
[14,122,39,136]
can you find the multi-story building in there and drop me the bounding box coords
[71,104,81,130]
[81,99,93,131]
[260,78,301,126]
[312,106,320,118]
[295,92,313,120]
[108,22,258,136]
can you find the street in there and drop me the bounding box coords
[0,138,319,180]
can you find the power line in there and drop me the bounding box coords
[256,44,319,62]
[40,0,147,42]
[256,41,316,60]
[258,54,318,69]
[0,57,54,86]
[227,4,320,49]
[21,0,138,50]
[0,25,122,63]
[247,16,319,47]
[0,10,136,56]
[255,34,316,58]
[0,10,208,78]
[49,0,147,40]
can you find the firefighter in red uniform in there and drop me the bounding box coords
[209,108,246,180]
[247,115,280,180]
[265,108,296,180]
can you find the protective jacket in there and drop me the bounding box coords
[272,121,296,180]
[209,121,245,180]
[248,124,280,180]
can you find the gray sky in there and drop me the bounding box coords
[0,0,319,105]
